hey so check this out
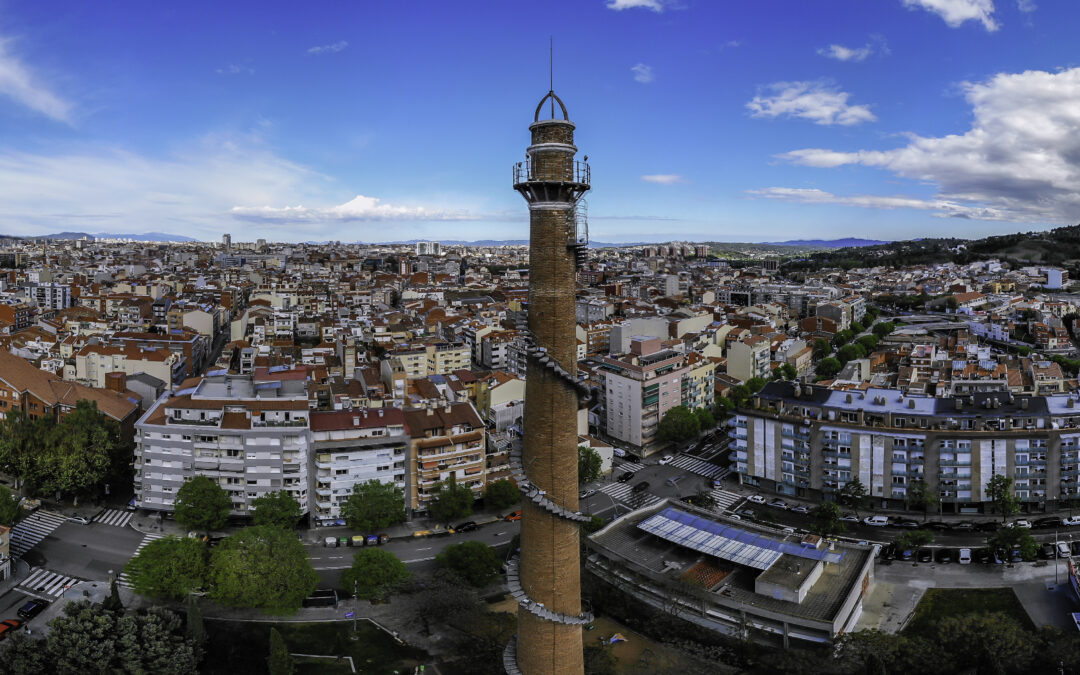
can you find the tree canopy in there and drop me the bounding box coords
[427,474,475,523]
[0,601,198,675]
[267,627,295,675]
[251,490,302,529]
[658,405,700,443]
[208,525,318,614]
[907,478,939,521]
[0,484,19,526]
[123,535,208,600]
[809,501,846,537]
[174,475,232,532]
[342,548,412,601]
[341,479,406,531]
[436,540,503,587]
[986,474,1020,522]
[817,357,842,379]
[484,478,520,510]
[578,446,602,485]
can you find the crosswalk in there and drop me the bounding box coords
[117,534,164,589]
[598,482,663,510]
[613,460,646,474]
[709,488,743,512]
[8,511,67,558]
[17,567,80,599]
[669,453,731,481]
[94,508,134,528]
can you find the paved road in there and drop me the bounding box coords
[31,520,144,580]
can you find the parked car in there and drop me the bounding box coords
[975,521,999,533]
[67,515,91,525]
[617,471,636,483]
[790,505,810,514]
[993,547,1007,564]
[1009,547,1024,563]
[324,536,338,548]
[975,548,992,564]
[658,455,674,465]
[1058,542,1072,558]
[951,521,975,531]
[935,548,953,564]
[747,495,766,504]
[1033,517,1061,529]
[632,481,651,493]
[613,448,627,458]
[767,499,789,510]
[864,516,889,527]
[899,547,914,561]
[0,619,22,642]
[579,490,597,499]
[917,548,933,563]
[455,521,478,532]
[505,510,522,521]
[736,508,757,519]
[879,543,897,560]
[1062,515,1080,527]
[1009,519,1032,529]
[1072,540,1080,556]
[1040,542,1057,559]
[920,521,951,531]
[958,548,972,565]
[17,600,46,620]
[893,520,920,529]
[839,513,860,523]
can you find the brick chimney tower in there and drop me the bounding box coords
[505,88,592,674]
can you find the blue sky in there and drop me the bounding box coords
[1,0,1078,243]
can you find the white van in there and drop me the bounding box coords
[958,548,972,564]
[863,516,889,527]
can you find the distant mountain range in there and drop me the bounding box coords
[762,238,890,248]
[1,231,198,242]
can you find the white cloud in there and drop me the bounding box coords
[0,38,73,123]
[641,174,683,184]
[231,194,473,223]
[307,41,349,55]
[217,64,255,76]
[746,187,1009,220]
[631,63,654,84]
[1017,0,1036,12]
[606,0,665,11]
[747,81,876,126]
[776,68,1080,223]
[900,0,999,31]
[818,44,874,62]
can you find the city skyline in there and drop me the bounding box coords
[2,1,1079,243]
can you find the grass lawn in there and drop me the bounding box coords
[203,619,427,675]
[903,588,1035,638]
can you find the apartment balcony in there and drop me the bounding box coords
[794,466,811,478]
[1015,458,1047,467]
[218,458,245,471]
[938,460,972,468]
[252,419,309,428]
[822,450,851,460]
[193,457,219,470]
[1061,468,1080,479]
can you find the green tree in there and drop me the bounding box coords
[745,377,768,394]
[850,320,865,333]
[0,410,43,496]
[907,478,939,521]
[856,334,879,352]
[841,478,868,517]
[578,446,602,484]
[427,473,475,523]
[986,474,1020,523]
[124,535,208,600]
[809,501,846,537]
[812,338,831,359]
[895,530,934,559]
[657,405,700,443]
[817,357,842,379]
[38,400,117,504]
[937,612,1034,674]
[988,524,1039,560]
[837,344,860,365]
[0,484,19,525]
[945,295,959,310]
[185,594,207,664]
[341,479,406,531]
[342,548,412,601]
[694,406,716,431]
[728,384,751,407]
[582,514,606,535]
[251,490,302,529]
[774,363,798,381]
[872,322,895,338]
[208,525,318,614]
[435,540,503,587]
[583,643,618,675]
[267,627,295,675]
[484,478,520,510]
[689,490,717,510]
[174,475,232,532]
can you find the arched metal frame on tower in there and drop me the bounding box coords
[504,90,594,675]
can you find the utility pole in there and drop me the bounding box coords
[353,578,358,637]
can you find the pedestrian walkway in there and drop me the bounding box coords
[669,453,730,480]
[613,459,646,474]
[8,511,66,557]
[598,482,663,509]
[17,567,81,600]
[117,533,164,588]
[94,508,134,528]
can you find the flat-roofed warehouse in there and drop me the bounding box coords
[586,500,875,647]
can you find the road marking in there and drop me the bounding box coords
[416,547,432,551]
[17,567,82,599]
[93,509,134,528]
[8,511,67,558]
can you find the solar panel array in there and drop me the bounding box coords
[637,507,844,571]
